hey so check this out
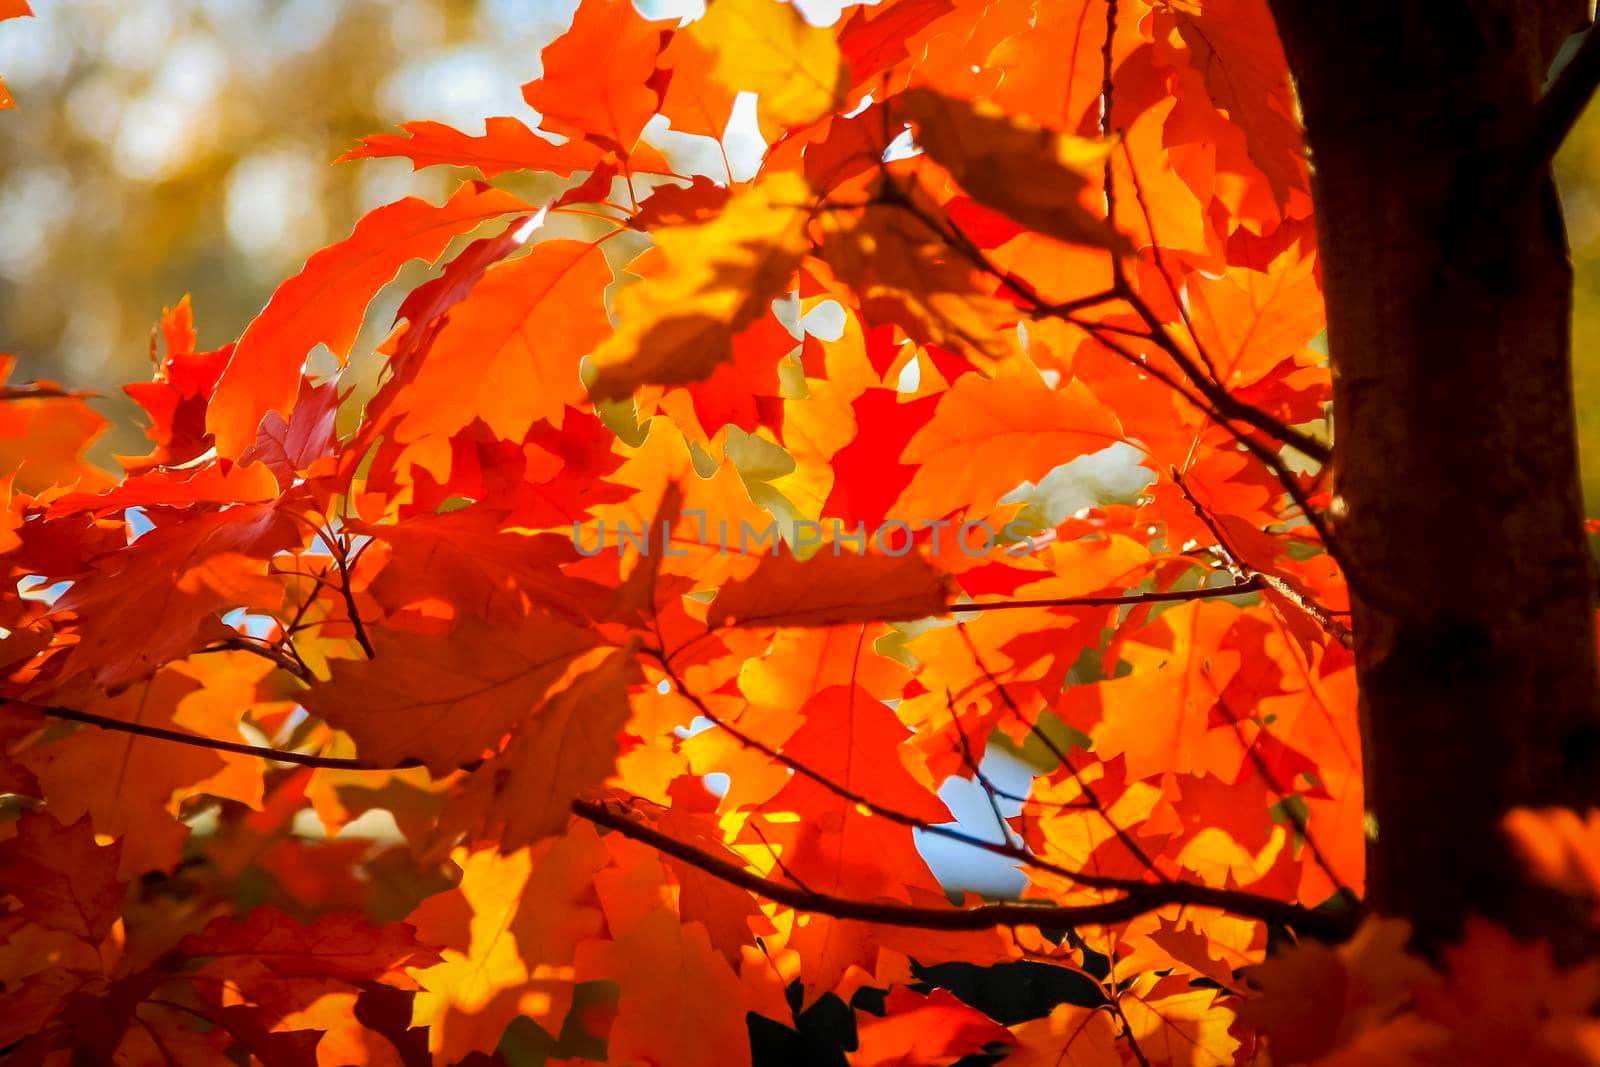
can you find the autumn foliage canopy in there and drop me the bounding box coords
[4,0,1600,1064]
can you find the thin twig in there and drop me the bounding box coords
[954,577,1261,614]
[1111,999,1154,1067]
[870,111,1335,488]
[643,647,1150,893]
[2,696,397,770]
[199,635,312,682]
[947,688,1018,847]
[312,526,376,659]
[953,620,1167,879]
[1212,690,1352,900]
[1510,23,1600,198]
[1170,471,1354,649]
[1118,138,1221,383]
[749,821,816,895]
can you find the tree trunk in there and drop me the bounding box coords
[1264,0,1600,951]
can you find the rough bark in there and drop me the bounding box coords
[1264,0,1600,951]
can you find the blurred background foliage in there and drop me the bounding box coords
[0,0,579,458]
[3,0,1600,511]
[1557,105,1600,513]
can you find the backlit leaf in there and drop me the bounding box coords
[688,0,848,130]
[586,173,811,400]
[208,181,529,459]
[897,86,1130,253]
[708,549,949,628]
[304,611,601,774]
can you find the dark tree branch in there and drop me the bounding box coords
[1100,0,1120,222]
[868,174,1332,466]
[6,689,1143,894]
[1,697,1358,940]
[1093,287,1332,467]
[0,696,394,769]
[0,384,92,401]
[572,797,1356,939]
[955,576,1262,614]
[200,635,313,682]
[1256,571,1355,649]
[1513,24,1600,196]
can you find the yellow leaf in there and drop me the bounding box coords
[896,87,1130,253]
[1120,972,1240,1067]
[689,0,847,130]
[1006,1003,1124,1067]
[408,829,609,1062]
[586,173,812,401]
